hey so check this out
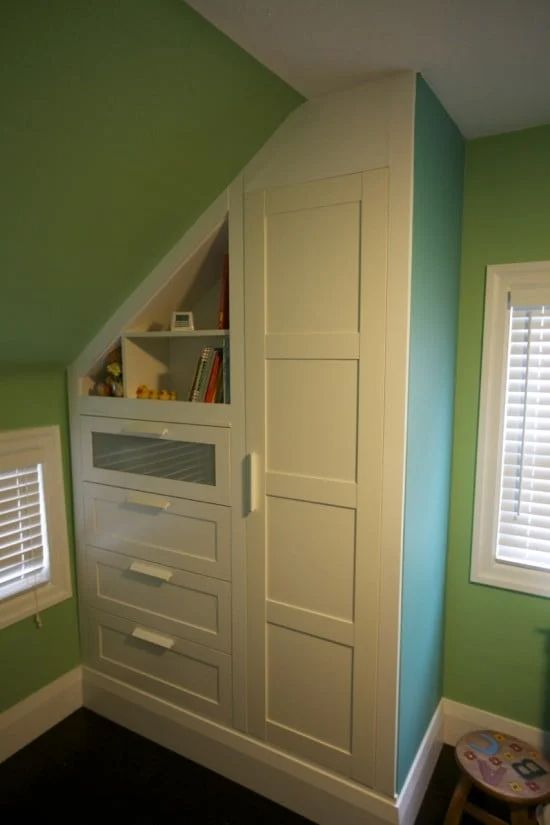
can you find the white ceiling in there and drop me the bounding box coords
[187,0,550,138]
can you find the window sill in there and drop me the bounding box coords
[471,558,550,599]
[0,580,73,630]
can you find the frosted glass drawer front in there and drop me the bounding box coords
[83,608,232,724]
[82,483,231,580]
[80,417,230,504]
[83,547,231,652]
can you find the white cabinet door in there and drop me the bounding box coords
[245,171,388,785]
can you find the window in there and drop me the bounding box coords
[0,426,72,628]
[472,261,550,598]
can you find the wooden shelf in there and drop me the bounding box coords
[124,329,229,339]
[77,395,232,427]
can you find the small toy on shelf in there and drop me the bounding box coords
[105,362,123,397]
[135,385,176,401]
[90,345,124,397]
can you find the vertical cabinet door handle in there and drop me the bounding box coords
[131,626,175,650]
[245,452,258,515]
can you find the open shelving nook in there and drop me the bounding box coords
[79,214,231,420]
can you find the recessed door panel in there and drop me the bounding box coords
[267,497,355,621]
[267,624,353,753]
[266,359,357,481]
[266,202,360,335]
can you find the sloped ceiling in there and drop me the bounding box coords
[187,0,550,139]
[0,0,301,365]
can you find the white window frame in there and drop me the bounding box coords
[0,425,72,628]
[472,260,550,598]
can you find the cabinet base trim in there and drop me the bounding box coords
[82,667,397,825]
[396,701,444,825]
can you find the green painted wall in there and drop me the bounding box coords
[398,77,464,788]
[0,367,80,712]
[444,125,550,728]
[0,1,300,710]
[0,0,301,365]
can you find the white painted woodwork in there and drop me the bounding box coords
[267,497,355,622]
[70,181,248,731]
[80,416,230,505]
[244,79,390,192]
[267,625,353,768]
[83,609,232,724]
[245,170,390,784]
[266,203,360,334]
[75,395,232,426]
[83,546,231,651]
[123,333,229,402]
[82,482,231,580]
[267,359,358,481]
[69,75,417,803]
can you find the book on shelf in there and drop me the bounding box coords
[204,350,222,403]
[217,253,230,330]
[189,346,213,402]
[189,346,225,403]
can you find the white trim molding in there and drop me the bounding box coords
[397,701,444,825]
[0,667,83,763]
[0,425,73,629]
[444,698,549,753]
[472,260,550,599]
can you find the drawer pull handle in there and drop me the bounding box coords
[125,492,171,511]
[120,426,169,438]
[131,626,175,650]
[129,560,173,582]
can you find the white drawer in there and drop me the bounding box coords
[83,546,231,652]
[82,482,231,581]
[80,416,230,505]
[82,608,232,725]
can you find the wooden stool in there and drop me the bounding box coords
[444,730,550,824]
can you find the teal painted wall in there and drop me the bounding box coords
[398,76,464,788]
[0,367,81,712]
[444,124,550,728]
[0,0,301,365]
[0,1,300,711]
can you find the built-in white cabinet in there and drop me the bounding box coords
[70,74,416,825]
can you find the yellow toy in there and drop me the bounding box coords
[135,385,176,400]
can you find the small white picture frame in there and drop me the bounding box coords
[171,311,194,331]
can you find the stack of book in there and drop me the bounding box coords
[188,341,230,403]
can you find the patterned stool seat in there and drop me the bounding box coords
[445,730,550,825]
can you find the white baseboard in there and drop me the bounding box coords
[0,667,83,763]
[83,667,396,825]
[397,701,444,825]
[444,698,549,753]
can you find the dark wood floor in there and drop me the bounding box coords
[0,708,513,823]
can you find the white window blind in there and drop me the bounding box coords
[497,299,550,572]
[0,463,50,601]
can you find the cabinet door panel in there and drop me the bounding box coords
[245,171,389,784]
[267,359,357,482]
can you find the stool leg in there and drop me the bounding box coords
[510,808,530,825]
[444,774,472,825]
